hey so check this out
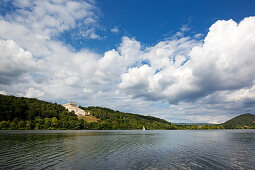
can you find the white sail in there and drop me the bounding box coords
[142,125,145,131]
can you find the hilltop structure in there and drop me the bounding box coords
[63,102,90,116]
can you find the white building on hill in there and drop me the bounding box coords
[63,102,90,116]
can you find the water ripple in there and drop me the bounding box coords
[0,130,254,169]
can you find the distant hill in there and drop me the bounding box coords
[222,113,255,129]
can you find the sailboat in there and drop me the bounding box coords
[142,125,145,131]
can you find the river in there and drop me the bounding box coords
[0,130,254,169]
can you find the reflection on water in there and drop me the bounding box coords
[0,130,254,169]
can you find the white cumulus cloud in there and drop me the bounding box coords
[0,39,36,85]
[120,17,255,105]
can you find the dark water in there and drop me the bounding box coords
[0,130,254,170]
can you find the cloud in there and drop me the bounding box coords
[194,33,203,39]
[120,17,255,106]
[0,90,7,95]
[0,0,103,99]
[0,0,99,43]
[25,88,44,98]
[0,39,36,85]
[120,37,200,102]
[180,24,190,32]
[12,0,98,37]
[111,26,119,33]
[80,28,101,39]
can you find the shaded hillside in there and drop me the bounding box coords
[0,94,74,121]
[0,94,81,129]
[222,113,255,129]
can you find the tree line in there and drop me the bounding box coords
[0,94,173,130]
[1,94,253,130]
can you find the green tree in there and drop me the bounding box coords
[26,120,32,130]
[0,121,8,129]
[17,120,25,129]
[44,118,51,129]
[34,117,43,129]
[9,122,17,130]
[35,123,41,130]
[51,117,58,129]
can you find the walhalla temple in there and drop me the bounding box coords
[63,102,90,116]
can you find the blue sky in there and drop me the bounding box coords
[0,0,255,123]
[57,0,255,53]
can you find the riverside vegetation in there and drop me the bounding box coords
[0,94,254,130]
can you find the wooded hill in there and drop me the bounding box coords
[0,94,172,130]
[80,106,172,130]
[222,113,255,129]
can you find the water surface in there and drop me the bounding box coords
[0,130,254,169]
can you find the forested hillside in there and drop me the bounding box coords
[0,94,72,121]
[0,94,172,130]
[222,113,255,129]
[0,94,80,130]
[80,106,172,130]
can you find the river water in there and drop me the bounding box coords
[0,130,254,169]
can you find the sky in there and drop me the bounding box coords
[0,0,255,123]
